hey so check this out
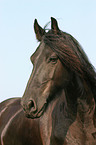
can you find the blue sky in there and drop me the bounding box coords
[0,0,96,102]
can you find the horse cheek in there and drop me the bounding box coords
[53,61,70,88]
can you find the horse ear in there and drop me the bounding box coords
[34,19,45,41]
[51,17,60,34]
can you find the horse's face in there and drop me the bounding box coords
[21,41,70,118]
[21,18,71,118]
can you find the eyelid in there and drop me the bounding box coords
[51,55,57,58]
[50,54,58,59]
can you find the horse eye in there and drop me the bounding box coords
[49,57,58,64]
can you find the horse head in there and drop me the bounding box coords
[21,18,72,119]
[21,17,96,123]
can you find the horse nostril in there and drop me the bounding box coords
[27,100,34,109]
[27,100,36,112]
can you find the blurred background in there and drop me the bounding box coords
[0,0,96,102]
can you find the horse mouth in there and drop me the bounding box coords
[25,103,47,119]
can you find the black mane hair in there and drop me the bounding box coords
[43,29,96,101]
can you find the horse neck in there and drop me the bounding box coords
[66,75,96,121]
[64,79,96,144]
[77,80,96,127]
[77,81,95,123]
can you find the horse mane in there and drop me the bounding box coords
[43,29,96,101]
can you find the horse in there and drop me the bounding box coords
[0,17,96,145]
[21,17,96,145]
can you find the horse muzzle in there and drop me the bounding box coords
[21,99,37,118]
[21,99,47,119]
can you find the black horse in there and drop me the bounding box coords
[1,17,96,145]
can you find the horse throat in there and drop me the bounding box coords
[39,90,77,145]
[50,90,77,145]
